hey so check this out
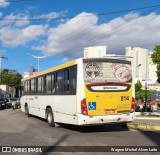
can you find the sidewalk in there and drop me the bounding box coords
[127,112,160,131]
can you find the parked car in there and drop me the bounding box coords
[9,98,21,110]
[141,104,152,112]
[0,98,7,109]
[2,98,11,108]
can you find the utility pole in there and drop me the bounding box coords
[0,56,8,84]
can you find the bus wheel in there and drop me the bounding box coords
[25,105,31,117]
[119,123,128,129]
[47,108,55,127]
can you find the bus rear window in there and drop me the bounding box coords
[83,59,132,83]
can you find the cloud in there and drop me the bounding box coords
[33,11,67,22]
[0,25,48,47]
[0,12,3,18]
[34,12,160,59]
[0,0,9,8]
[0,13,30,27]
[34,12,98,57]
[0,11,67,27]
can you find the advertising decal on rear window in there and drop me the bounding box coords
[83,61,132,83]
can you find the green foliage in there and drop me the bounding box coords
[135,81,142,91]
[0,69,22,87]
[135,81,153,100]
[151,45,160,78]
[135,89,151,100]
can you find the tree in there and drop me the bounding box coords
[151,45,160,80]
[0,69,22,86]
[135,81,142,91]
[135,81,152,100]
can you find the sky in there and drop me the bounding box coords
[0,0,160,76]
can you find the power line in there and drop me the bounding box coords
[12,6,160,73]
[1,4,160,21]
[2,0,36,3]
[41,6,160,52]
[16,6,160,73]
[37,6,160,65]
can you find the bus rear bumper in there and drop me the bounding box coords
[77,113,135,126]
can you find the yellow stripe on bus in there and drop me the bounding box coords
[22,60,75,81]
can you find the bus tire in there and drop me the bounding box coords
[47,108,55,127]
[119,123,128,129]
[25,105,31,117]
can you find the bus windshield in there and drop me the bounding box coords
[83,59,132,83]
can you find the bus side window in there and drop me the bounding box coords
[46,74,52,94]
[52,74,56,93]
[64,69,69,93]
[29,80,31,94]
[56,70,64,93]
[43,76,47,93]
[35,78,38,93]
[70,66,77,93]
[24,81,27,95]
[31,79,35,94]
[38,77,42,93]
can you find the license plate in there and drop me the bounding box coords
[105,109,116,114]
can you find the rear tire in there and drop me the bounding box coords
[25,105,31,117]
[119,123,128,129]
[47,108,55,127]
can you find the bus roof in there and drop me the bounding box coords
[22,57,131,81]
[22,59,76,81]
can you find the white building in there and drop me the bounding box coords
[0,85,15,98]
[83,46,158,87]
[148,53,157,83]
[125,47,157,85]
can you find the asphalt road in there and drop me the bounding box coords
[0,109,159,154]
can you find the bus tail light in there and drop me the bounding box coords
[130,97,135,113]
[81,98,88,115]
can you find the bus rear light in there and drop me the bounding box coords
[130,97,135,113]
[81,98,88,115]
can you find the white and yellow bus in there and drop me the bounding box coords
[20,57,135,127]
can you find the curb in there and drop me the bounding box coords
[135,117,160,120]
[127,122,160,131]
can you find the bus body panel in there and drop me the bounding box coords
[76,59,86,114]
[21,95,78,125]
[20,57,135,126]
[85,85,132,116]
[77,113,135,125]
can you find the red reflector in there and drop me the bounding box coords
[81,98,88,115]
[130,97,135,113]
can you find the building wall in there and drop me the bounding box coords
[126,47,149,81]
[0,85,15,98]
[148,53,157,83]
